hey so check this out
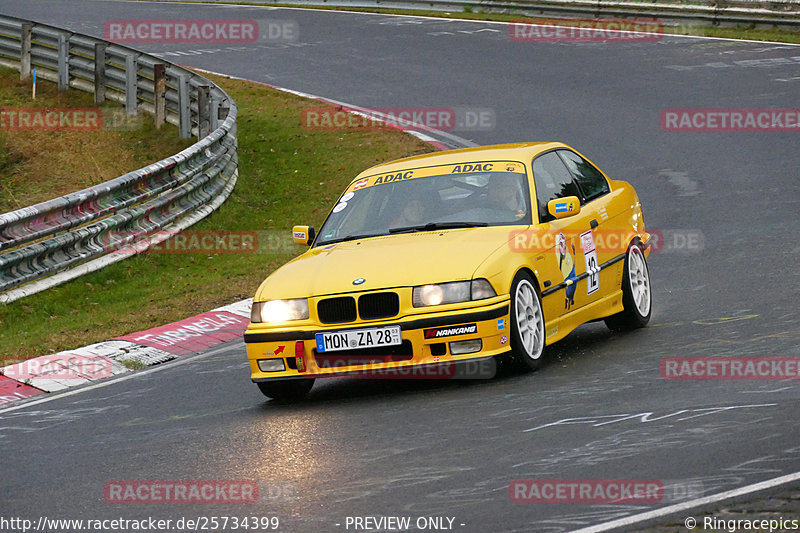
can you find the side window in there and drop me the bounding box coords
[532,151,582,223]
[557,150,610,202]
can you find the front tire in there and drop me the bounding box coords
[605,241,651,331]
[510,272,546,372]
[257,379,314,401]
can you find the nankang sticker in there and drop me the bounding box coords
[424,323,478,339]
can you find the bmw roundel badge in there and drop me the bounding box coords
[353,278,366,285]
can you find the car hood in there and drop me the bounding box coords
[255,227,517,300]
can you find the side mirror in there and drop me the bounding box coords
[292,225,315,246]
[547,196,581,220]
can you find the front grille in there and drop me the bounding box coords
[317,297,357,324]
[314,340,414,367]
[317,292,400,324]
[358,292,400,320]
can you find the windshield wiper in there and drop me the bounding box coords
[320,222,489,244]
[389,221,488,234]
[319,233,383,245]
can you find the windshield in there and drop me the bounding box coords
[315,165,532,246]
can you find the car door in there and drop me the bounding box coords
[531,151,593,320]
[555,149,615,308]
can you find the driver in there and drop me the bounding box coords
[488,175,526,218]
[391,198,426,228]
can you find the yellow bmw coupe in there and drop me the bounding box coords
[245,143,652,400]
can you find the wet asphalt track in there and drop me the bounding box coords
[1,1,799,531]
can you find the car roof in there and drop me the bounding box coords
[352,142,569,181]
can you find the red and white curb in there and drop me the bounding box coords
[0,298,252,407]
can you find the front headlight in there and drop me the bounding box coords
[412,279,496,307]
[251,299,309,323]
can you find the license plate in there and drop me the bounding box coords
[315,326,402,353]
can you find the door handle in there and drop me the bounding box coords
[590,219,599,229]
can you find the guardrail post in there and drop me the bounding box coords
[125,54,138,115]
[20,23,32,80]
[153,63,166,128]
[178,74,191,138]
[94,43,107,104]
[219,103,231,123]
[57,34,69,91]
[209,96,221,132]
[197,85,210,139]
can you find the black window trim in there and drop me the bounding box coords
[531,148,585,224]
[553,149,611,205]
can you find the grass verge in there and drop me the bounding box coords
[0,67,194,213]
[0,70,432,362]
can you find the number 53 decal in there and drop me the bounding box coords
[580,229,600,295]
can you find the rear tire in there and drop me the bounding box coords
[509,272,546,372]
[257,379,314,401]
[605,241,651,331]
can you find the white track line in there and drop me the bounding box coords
[569,471,800,533]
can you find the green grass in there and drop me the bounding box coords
[0,67,194,213]
[119,359,148,370]
[0,71,432,363]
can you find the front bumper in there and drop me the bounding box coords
[245,300,511,381]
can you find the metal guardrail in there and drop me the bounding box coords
[187,0,800,27]
[0,14,239,303]
[464,0,800,27]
